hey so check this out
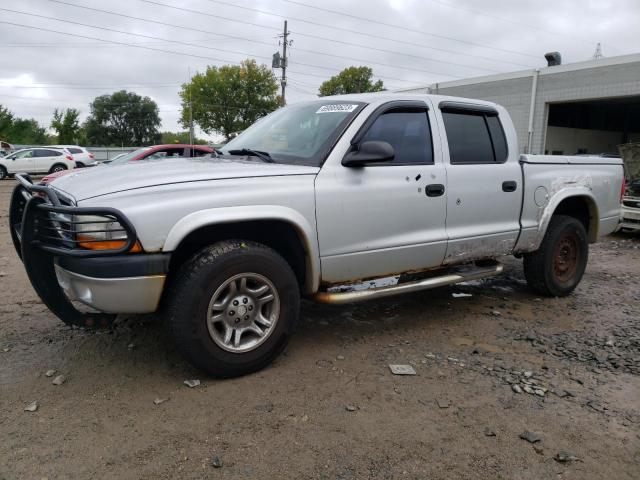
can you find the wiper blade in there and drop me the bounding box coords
[227,148,275,163]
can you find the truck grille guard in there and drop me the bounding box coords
[9,173,138,328]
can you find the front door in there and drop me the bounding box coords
[315,100,448,285]
[437,103,522,264]
[7,149,35,173]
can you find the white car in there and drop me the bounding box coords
[0,147,75,179]
[48,145,94,168]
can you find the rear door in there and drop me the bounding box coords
[437,102,522,264]
[34,149,63,172]
[315,100,448,284]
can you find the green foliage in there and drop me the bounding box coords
[51,108,81,144]
[0,104,47,144]
[318,66,385,97]
[180,59,280,140]
[84,90,161,146]
[0,105,14,139]
[160,131,208,145]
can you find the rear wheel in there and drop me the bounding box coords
[523,215,588,297]
[165,240,300,378]
[0,166,7,180]
[49,164,67,174]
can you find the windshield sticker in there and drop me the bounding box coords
[316,104,359,114]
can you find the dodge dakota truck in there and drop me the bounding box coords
[9,94,624,377]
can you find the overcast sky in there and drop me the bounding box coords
[1,0,638,141]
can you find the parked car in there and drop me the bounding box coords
[0,140,13,156]
[48,145,94,168]
[0,147,75,179]
[42,144,215,182]
[10,94,624,378]
[619,143,640,232]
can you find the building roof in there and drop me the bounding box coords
[396,52,640,92]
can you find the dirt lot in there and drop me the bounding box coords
[0,179,639,480]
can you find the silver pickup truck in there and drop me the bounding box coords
[9,94,624,377]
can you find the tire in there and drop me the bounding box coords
[165,240,300,378]
[0,166,7,180]
[75,162,85,168]
[523,215,588,297]
[49,164,67,174]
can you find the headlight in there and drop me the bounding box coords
[73,214,141,252]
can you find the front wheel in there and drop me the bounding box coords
[0,166,7,180]
[165,240,300,378]
[523,215,588,297]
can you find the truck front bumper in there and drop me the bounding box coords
[54,254,169,314]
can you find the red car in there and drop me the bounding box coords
[42,144,215,183]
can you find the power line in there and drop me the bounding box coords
[423,0,622,52]
[0,9,418,86]
[139,0,535,70]
[46,0,493,77]
[202,0,540,60]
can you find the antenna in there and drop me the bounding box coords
[593,43,603,60]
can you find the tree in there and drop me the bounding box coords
[9,118,47,144]
[160,131,208,145]
[51,108,81,144]
[84,90,161,146]
[0,105,14,139]
[318,66,384,97]
[180,59,279,140]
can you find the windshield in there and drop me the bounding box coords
[221,100,365,166]
[108,147,151,165]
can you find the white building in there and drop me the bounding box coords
[398,53,640,155]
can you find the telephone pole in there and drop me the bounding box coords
[188,67,194,145]
[273,21,291,106]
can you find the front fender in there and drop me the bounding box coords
[162,205,321,293]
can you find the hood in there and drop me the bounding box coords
[49,157,319,202]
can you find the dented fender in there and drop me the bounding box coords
[162,205,321,293]
[516,180,598,253]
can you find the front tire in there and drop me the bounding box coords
[165,240,300,378]
[0,166,7,180]
[523,215,588,297]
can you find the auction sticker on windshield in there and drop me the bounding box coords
[316,104,359,113]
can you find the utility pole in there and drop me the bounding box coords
[188,67,194,145]
[273,21,292,106]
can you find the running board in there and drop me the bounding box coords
[313,262,503,304]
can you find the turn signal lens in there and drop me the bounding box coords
[77,236,142,252]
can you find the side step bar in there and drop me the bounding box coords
[313,262,503,304]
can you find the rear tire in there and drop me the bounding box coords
[0,166,7,180]
[523,215,588,297]
[49,164,67,174]
[165,240,300,378]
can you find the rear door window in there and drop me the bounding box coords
[360,108,433,165]
[442,110,508,164]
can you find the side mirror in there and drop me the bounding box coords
[342,141,395,167]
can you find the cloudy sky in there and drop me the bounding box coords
[1,0,638,141]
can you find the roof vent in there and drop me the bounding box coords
[544,52,562,67]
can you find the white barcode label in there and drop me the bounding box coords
[316,104,359,113]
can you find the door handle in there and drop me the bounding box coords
[425,184,445,197]
[502,181,517,192]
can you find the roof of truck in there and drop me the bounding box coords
[312,92,501,109]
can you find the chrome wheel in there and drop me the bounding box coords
[207,272,280,353]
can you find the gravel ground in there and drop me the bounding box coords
[0,179,639,479]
